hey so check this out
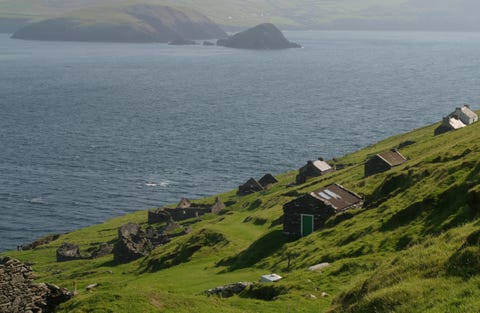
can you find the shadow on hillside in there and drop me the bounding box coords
[380,180,480,236]
[380,197,435,232]
[365,170,428,208]
[446,229,480,279]
[216,229,291,272]
[142,229,228,273]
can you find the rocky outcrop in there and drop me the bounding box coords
[0,256,72,313]
[12,4,227,43]
[56,242,83,262]
[217,23,301,50]
[204,282,253,298]
[113,223,169,263]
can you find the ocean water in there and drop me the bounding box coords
[1,31,480,252]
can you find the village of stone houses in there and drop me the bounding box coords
[1,104,479,313]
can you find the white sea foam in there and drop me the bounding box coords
[159,181,170,187]
[29,197,47,205]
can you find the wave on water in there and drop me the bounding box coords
[145,180,170,187]
[27,197,48,205]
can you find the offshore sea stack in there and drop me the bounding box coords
[217,23,301,49]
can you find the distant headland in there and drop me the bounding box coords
[11,4,227,43]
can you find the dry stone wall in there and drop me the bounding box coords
[0,256,71,313]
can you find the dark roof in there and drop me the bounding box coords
[300,160,332,173]
[258,173,278,187]
[237,178,264,195]
[309,183,362,211]
[245,178,263,188]
[377,150,407,167]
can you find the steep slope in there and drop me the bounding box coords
[11,4,226,42]
[1,117,480,312]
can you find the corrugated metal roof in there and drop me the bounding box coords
[377,150,407,167]
[460,106,478,120]
[312,160,332,172]
[447,117,466,130]
[310,183,362,211]
[318,191,331,200]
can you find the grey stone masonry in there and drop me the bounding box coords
[0,256,72,313]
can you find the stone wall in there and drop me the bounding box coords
[283,195,336,237]
[149,198,225,224]
[0,256,72,313]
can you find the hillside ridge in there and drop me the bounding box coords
[3,0,480,32]
[2,114,480,312]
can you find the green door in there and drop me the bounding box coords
[301,214,314,236]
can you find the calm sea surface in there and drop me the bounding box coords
[1,31,480,251]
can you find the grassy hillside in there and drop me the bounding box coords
[2,116,480,312]
[11,3,227,42]
[3,0,480,31]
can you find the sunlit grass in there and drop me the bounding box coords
[2,116,480,312]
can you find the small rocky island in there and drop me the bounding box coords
[217,23,301,50]
[11,4,227,43]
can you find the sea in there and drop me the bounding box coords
[1,31,480,252]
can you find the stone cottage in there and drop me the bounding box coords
[237,173,278,195]
[435,105,478,135]
[283,183,363,237]
[296,159,333,184]
[364,149,407,177]
[237,178,264,196]
[258,173,278,188]
[452,105,478,125]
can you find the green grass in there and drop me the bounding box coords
[3,116,480,312]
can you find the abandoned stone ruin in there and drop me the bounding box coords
[296,158,333,185]
[434,105,478,135]
[56,242,113,262]
[237,173,278,196]
[113,223,169,263]
[148,197,225,224]
[0,256,72,313]
[56,242,83,262]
